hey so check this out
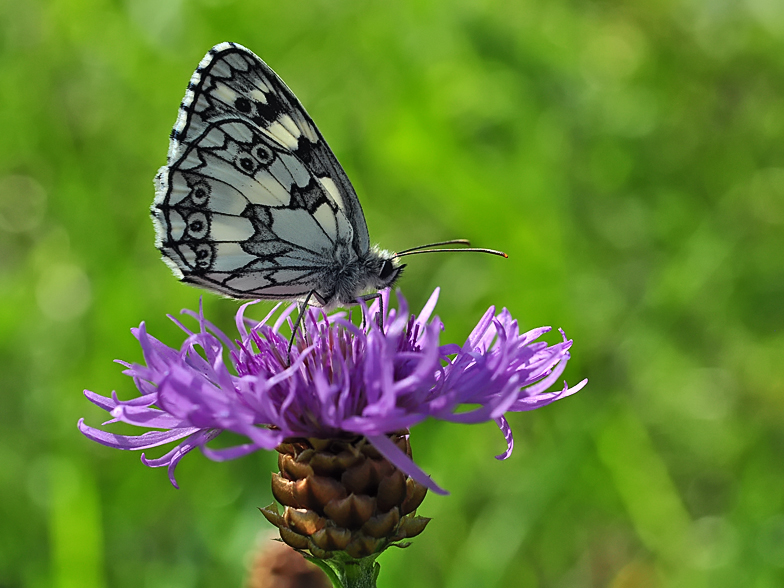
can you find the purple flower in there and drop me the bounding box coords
[78,289,586,495]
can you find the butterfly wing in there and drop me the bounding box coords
[152,42,371,301]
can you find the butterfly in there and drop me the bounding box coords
[152,42,504,310]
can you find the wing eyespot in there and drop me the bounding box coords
[234,151,258,175]
[193,243,213,269]
[253,144,274,164]
[190,181,211,206]
[186,212,209,239]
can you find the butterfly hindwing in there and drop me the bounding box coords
[153,42,372,301]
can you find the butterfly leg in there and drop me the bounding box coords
[377,294,385,331]
[356,292,384,331]
[287,290,315,363]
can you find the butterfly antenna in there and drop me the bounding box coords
[396,239,472,255]
[396,247,508,258]
[287,290,315,364]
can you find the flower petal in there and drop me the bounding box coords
[367,433,448,496]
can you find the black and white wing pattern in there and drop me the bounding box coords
[152,42,401,307]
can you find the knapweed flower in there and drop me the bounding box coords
[79,288,586,564]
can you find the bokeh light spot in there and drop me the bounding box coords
[0,175,47,233]
[35,263,92,321]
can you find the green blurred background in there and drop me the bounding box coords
[1,0,783,586]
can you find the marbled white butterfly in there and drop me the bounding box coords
[153,42,504,309]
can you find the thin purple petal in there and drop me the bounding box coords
[367,433,448,496]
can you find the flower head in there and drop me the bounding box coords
[78,288,586,494]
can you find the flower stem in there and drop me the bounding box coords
[341,558,379,588]
[306,556,379,588]
[305,557,343,587]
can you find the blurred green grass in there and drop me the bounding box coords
[1,0,783,587]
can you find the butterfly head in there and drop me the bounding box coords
[367,248,406,291]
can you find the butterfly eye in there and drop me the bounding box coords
[186,212,208,239]
[379,259,395,280]
[190,182,210,205]
[253,144,274,164]
[234,152,258,175]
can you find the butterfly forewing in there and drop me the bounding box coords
[153,42,376,302]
